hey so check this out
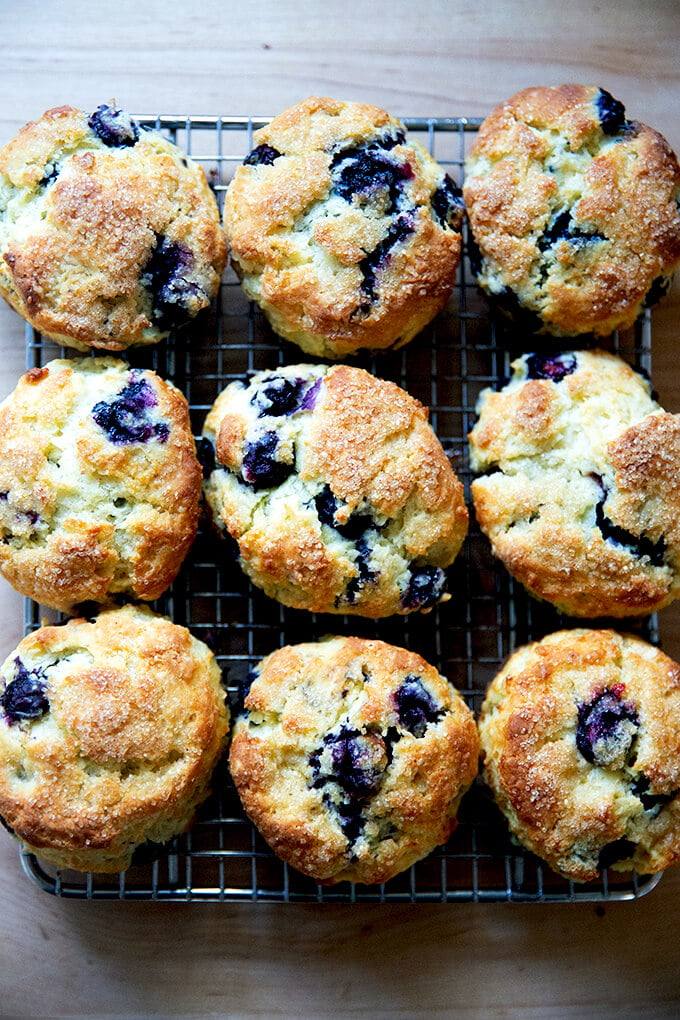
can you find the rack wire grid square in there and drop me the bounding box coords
[19,112,662,902]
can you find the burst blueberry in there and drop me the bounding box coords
[315,485,378,541]
[196,437,217,477]
[243,144,282,166]
[525,351,578,382]
[309,726,389,844]
[395,675,443,738]
[590,474,666,565]
[597,837,637,871]
[331,144,413,212]
[401,565,447,611]
[251,374,319,417]
[88,104,140,148]
[632,776,678,817]
[141,235,202,329]
[595,89,628,135]
[1,658,50,725]
[431,174,465,231]
[92,374,169,445]
[576,687,639,767]
[343,535,378,604]
[643,275,671,309]
[537,211,605,252]
[241,431,294,490]
[359,213,415,302]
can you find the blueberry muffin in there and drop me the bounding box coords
[0,357,202,612]
[201,363,469,616]
[0,605,229,873]
[229,636,478,885]
[0,104,227,350]
[463,85,680,336]
[223,96,464,358]
[479,629,680,883]
[468,349,680,618]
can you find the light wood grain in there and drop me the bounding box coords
[1,1,679,1016]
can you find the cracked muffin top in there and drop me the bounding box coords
[201,363,468,617]
[0,104,227,350]
[0,605,229,873]
[223,96,464,358]
[0,357,202,612]
[229,635,478,885]
[479,628,680,883]
[463,85,680,337]
[468,348,680,618]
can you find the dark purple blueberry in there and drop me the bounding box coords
[597,837,637,871]
[0,491,8,501]
[632,776,678,817]
[197,437,217,477]
[88,104,140,148]
[359,212,415,303]
[401,565,447,611]
[141,235,202,330]
[466,231,484,277]
[241,431,294,490]
[314,486,378,541]
[331,141,413,213]
[1,658,49,725]
[39,163,61,189]
[493,287,544,333]
[431,174,465,231]
[92,374,170,445]
[537,211,605,252]
[525,351,577,383]
[232,668,260,716]
[591,476,666,566]
[17,509,40,527]
[395,675,443,738]
[251,374,319,417]
[243,144,282,166]
[309,726,389,844]
[576,687,639,767]
[595,89,628,136]
[343,536,378,605]
[643,275,671,309]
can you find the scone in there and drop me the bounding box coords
[468,349,680,618]
[223,95,464,358]
[201,363,469,616]
[463,85,680,336]
[0,605,229,873]
[0,103,227,350]
[0,357,202,612]
[478,629,680,883]
[229,636,479,885]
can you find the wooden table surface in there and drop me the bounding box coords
[1,1,680,1016]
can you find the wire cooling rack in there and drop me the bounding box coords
[18,113,663,901]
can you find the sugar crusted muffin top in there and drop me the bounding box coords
[0,357,202,612]
[223,96,464,359]
[201,363,469,617]
[468,349,680,618]
[0,104,227,350]
[479,628,680,883]
[463,85,680,337]
[229,636,479,885]
[0,605,229,873]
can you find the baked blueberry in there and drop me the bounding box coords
[251,374,320,417]
[243,144,282,166]
[88,104,140,148]
[401,565,447,611]
[576,687,639,767]
[142,236,202,330]
[430,174,465,231]
[359,212,416,302]
[595,88,628,136]
[241,431,294,490]
[395,675,443,738]
[597,838,637,871]
[525,351,578,382]
[1,659,49,725]
[92,373,170,445]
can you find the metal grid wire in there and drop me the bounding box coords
[19,114,662,902]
